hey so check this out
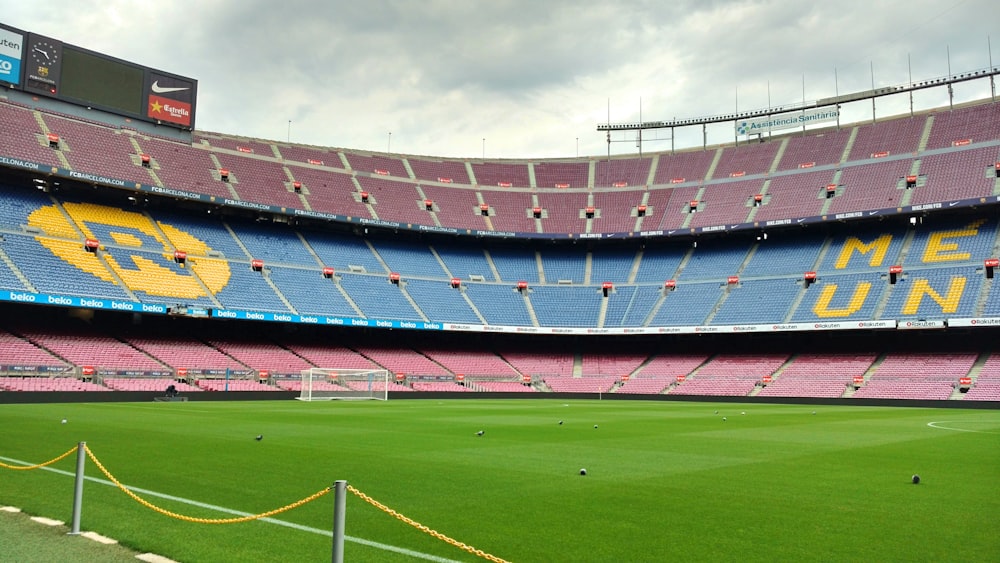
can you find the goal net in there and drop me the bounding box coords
[297,368,390,401]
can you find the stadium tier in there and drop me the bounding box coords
[2,99,998,237]
[1,94,1000,403]
[0,315,996,400]
[1,179,998,330]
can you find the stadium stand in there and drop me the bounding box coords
[500,348,575,378]
[485,191,538,233]
[846,115,926,161]
[470,161,531,188]
[909,147,999,204]
[195,134,275,157]
[203,337,313,375]
[286,166,370,217]
[462,283,534,326]
[775,128,852,171]
[594,157,652,188]
[124,335,249,373]
[407,158,471,185]
[103,378,202,393]
[615,377,673,394]
[196,379,281,391]
[532,161,589,189]
[351,346,451,377]
[411,381,471,392]
[0,376,110,392]
[543,375,617,393]
[472,381,537,392]
[17,327,167,373]
[44,113,154,186]
[535,191,589,233]
[267,266,360,317]
[213,154,302,209]
[342,151,409,177]
[713,141,782,178]
[420,184,487,231]
[825,159,913,215]
[420,348,522,378]
[756,354,876,399]
[964,353,1000,401]
[651,149,716,185]
[745,170,834,222]
[0,102,65,168]
[591,191,644,233]
[0,329,71,372]
[924,103,1000,150]
[2,92,1000,403]
[355,177,428,225]
[668,377,759,397]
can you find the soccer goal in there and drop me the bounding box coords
[297,368,390,401]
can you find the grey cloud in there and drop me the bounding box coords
[4,0,997,158]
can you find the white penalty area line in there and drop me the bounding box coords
[926,421,1000,434]
[0,456,463,563]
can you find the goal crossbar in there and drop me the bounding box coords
[297,368,389,401]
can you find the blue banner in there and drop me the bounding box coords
[1,290,168,314]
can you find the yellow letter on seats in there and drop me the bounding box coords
[813,282,871,317]
[921,220,986,263]
[835,235,893,269]
[902,277,966,315]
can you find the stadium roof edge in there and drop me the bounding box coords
[597,67,1000,132]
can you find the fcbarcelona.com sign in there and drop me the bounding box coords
[736,107,839,137]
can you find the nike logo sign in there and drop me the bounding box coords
[151,81,190,94]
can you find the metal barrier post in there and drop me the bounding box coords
[69,441,85,535]
[332,480,347,563]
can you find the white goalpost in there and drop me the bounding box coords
[297,368,390,401]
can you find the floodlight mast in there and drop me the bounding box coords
[597,65,1000,151]
[990,36,996,102]
[605,96,673,156]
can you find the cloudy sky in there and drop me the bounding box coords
[4,0,997,159]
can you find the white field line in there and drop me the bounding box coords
[926,421,999,434]
[0,456,463,563]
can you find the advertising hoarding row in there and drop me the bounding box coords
[2,287,997,336]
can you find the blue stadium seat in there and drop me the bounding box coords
[404,278,481,323]
[463,283,533,326]
[337,273,422,320]
[268,266,359,316]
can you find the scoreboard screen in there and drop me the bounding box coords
[59,46,144,116]
[17,28,196,130]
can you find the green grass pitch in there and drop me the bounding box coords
[1,399,998,562]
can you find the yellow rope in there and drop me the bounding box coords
[348,485,511,563]
[0,446,77,470]
[6,444,508,561]
[84,445,331,524]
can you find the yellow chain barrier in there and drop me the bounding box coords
[348,485,511,563]
[5,444,509,561]
[84,445,331,524]
[0,446,77,470]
